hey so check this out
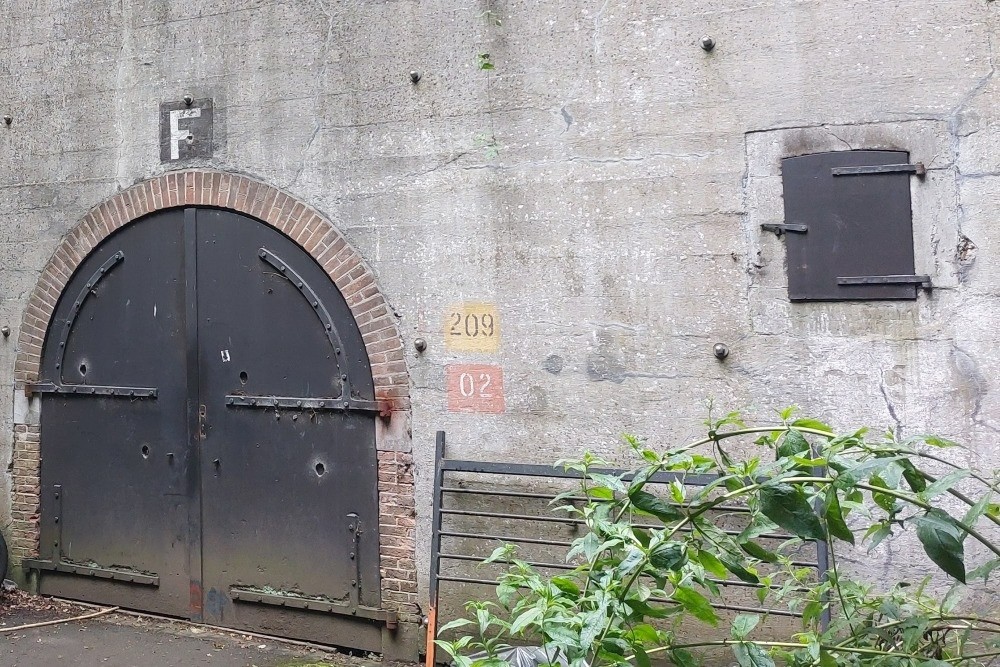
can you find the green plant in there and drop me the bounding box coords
[435,409,1000,667]
[473,3,500,158]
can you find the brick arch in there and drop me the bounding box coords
[9,170,418,625]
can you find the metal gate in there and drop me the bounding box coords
[23,207,389,648]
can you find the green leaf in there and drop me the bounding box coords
[962,492,993,537]
[617,546,646,575]
[915,509,966,583]
[777,429,810,459]
[921,470,971,501]
[483,544,514,563]
[864,522,893,551]
[868,477,898,513]
[551,576,580,596]
[899,459,928,492]
[722,552,763,581]
[824,489,855,545]
[626,599,676,619]
[819,651,837,667]
[730,613,761,639]
[968,557,1000,582]
[634,646,651,667]
[629,623,661,644]
[649,542,687,571]
[544,625,582,649]
[833,456,903,488]
[791,418,833,434]
[672,585,718,626]
[671,648,698,667]
[696,550,728,578]
[588,473,627,495]
[629,489,684,522]
[567,532,601,562]
[923,435,959,448]
[436,618,474,634]
[739,540,777,564]
[587,486,614,500]
[579,607,608,649]
[732,642,775,667]
[759,484,826,541]
[802,600,824,627]
[670,479,686,503]
[510,607,543,634]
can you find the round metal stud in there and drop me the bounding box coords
[713,343,729,360]
[1,326,9,338]
[414,338,427,353]
[3,115,11,126]
[409,71,421,84]
[183,94,194,106]
[700,36,716,51]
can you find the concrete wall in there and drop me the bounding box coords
[2,0,998,625]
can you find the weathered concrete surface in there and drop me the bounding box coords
[1,0,999,643]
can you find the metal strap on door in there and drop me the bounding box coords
[221,247,378,414]
[25,251,159,399]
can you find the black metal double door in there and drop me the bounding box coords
[35,208,380,638]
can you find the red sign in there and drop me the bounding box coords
[446,364,505,414]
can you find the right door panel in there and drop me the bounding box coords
[194,209,381,635]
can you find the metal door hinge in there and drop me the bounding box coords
[761,223,808,237]
[837,274,932,290]
[25,382,157,398]
[831,163,926,177]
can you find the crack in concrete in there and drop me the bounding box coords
[878,370,903,439]
[290,0,338,189]
[950,344,1000,436]
[593,0,612,62]
[824,127,854,151]
[113,0,135,190]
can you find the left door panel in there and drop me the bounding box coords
[36,209,193,617]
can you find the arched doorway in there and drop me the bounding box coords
[11,173,418,653]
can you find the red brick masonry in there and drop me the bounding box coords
[9,169,418,622]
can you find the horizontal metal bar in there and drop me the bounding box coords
[26,383,158,398]
[831,163,925,176]
[441,487,755,514]
[438,530,574,548]
[230,587,397,625]
[760,223,808,236]
[441,487,586,502]
[434,576,803,618]
[440,507,794,541]
[442,460,718,486]
[441,509,584,525]
[23,558,159,586]
[439,552,573,571]
[837,275,931,289]
[225,395,379,412]
[438,554,806,593]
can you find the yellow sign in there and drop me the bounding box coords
[444,303,500,352]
